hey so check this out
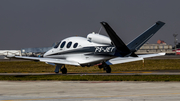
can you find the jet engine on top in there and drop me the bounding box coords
[87,32,112,45]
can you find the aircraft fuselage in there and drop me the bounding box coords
[43,36,116,66]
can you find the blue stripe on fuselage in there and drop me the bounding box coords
[46,46,116,57]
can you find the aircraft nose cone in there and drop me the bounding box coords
[43,53,47,58]
[43,49,53,58]
[43,51,50,58]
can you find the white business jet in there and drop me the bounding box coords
[10,21,165,74]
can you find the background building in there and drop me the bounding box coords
[136,40,173,54]
[136,44,173,54]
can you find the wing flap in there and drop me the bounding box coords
[40,58,80,66]
[106,53,165,65]
[138,53,166,58]
[15,56,40,61]
[106,57,143,65]
[14,56,80,66]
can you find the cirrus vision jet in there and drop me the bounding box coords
[9,21,165,74]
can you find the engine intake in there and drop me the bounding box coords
[87,32,111,45]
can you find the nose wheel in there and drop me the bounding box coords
[54,64,67,74]
[61,66,67,74]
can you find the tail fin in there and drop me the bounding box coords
[127,21,165,52]
[101,21,165,57]
[101,22,131,57]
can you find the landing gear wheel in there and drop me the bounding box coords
[61,67,67,74]
[105,65,111,73]
[98,65,103,69]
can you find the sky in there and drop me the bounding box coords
[0,0,180,49]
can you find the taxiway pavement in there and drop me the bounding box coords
[0,81,180,101]
[1,70,180,76]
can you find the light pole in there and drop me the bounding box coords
[173,34,178,55]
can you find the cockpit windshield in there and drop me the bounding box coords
[53,41,61,48]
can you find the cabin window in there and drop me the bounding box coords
[60,41,66,48]
[73,43,78,48]
[54,42,61,48]
[67,42,72,48]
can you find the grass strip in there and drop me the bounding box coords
[0,59,180,73]
[0,75,180,81]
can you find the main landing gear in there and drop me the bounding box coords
[54,64,67,74]
[98,62,111,73]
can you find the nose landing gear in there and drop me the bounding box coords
[54,64,67,74]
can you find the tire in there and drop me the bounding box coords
[106,65,111,73]
[98,65,103,69]
[61,67,67,74]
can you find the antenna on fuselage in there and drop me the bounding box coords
[98,26,102,34]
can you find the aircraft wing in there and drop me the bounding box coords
[106,57,144,65]
[138,53,166,58]
[14,56,80,66]
[106,53,165,65]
